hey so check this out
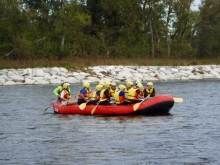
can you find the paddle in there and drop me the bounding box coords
[91,99,107,115]
[60,96,76,106]
[44,98,57,113]
[133,95,150,111]
[79,99,91,110]
[173,97,183,102]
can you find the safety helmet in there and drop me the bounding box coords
[63,83,70,89]
[104,82,111,88]
[135,80,141,85]
[111,82,116,86]
[136,83,143,90]
[83,82,90,88]
[95,85,103,91]
[147,82,153,87]
[126,81,133,88]
[118,84,126,91]
[99,81,104,86]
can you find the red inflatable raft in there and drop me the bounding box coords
[53,95,174,116]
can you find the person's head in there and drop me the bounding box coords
[61,78,69,86]
[83,82,90,89]
[62,83,70,90]
[147,82,153,89]
[126,81,133,89]
[135,80,141,86]
[95,85,103,91]
[104,82,111,88]
[136,83,143,91]
[111,82,117,90]
[118,84,126,91]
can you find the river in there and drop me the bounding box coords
[0,80,220,165]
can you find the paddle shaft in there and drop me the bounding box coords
[60,96,76,106]
[44,98,57,113]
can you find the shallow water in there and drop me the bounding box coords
[0,80,220,165]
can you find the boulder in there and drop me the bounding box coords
[9,75,25,82]
[4,81,16,85]
[25,78,35,85]
[50,79,62,84]
[50,67,60,75]
[33,68,45,77]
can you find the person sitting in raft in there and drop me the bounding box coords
[109,82,117,97]
[125,81,134,98]
[99,82,112,105]
[113,84,130,105]
[91,85,103,105]
[60,83,77,105]
[136,83,144,99]
[143,82,156,97]
[78,82,91,105]
[53,79,70,98]
[127,83,143,103]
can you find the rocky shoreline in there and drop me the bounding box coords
[0,65,220,86]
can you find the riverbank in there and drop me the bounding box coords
[0,65,220,86]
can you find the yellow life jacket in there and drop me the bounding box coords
[100,88,108,101]
[146,88,153,95]
[113,90,123,104]
[127,88,138,100]
[91,90,99,101]
[109,88,116,97]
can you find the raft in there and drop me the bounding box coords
[53,95,174,116]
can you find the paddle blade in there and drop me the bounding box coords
[133,102,141,111]
[91,105,98,115]
[79,103,86,110]
[173,97,183,103]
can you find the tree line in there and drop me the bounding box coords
[0,0,219,60]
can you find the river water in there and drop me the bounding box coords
[0,80,220,165]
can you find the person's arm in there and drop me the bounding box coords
[79,89,87,101]
[53,86,62,97]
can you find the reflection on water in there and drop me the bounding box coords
[0,80,220,165]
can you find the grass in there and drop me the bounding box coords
[0,57,220,70]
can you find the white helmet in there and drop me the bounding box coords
[147,82,153,87]
[83,82,90,88]
[126,81,133,88]
[136,83,143,90]
[63,83,70,89]
[118,84,126,91]
[96,85,103,91]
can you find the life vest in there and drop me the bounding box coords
[100,88,108,101]
[114,90,124,104]
[88,88,92,97]
[145,88,153,95]
[62,89,70,99]
[109,88,116,97]
[91,90,99,101]
[78,88,89,100]
[127,88,138,100]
